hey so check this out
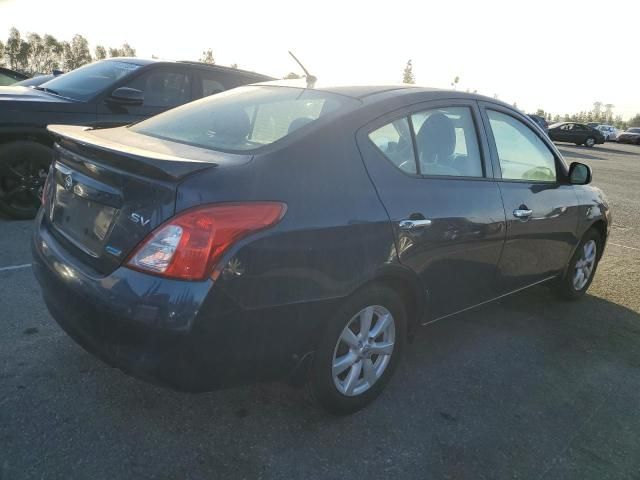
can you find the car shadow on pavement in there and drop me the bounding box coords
[557,148,602,161]
[11,285,639,478]
[594,145,640,156]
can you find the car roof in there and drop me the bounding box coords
[104,57,274,80]
[251,80,518,107]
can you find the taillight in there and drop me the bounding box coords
[41,168,53,205]
[125,202,286,281]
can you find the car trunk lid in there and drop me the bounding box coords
[45,125,247,275]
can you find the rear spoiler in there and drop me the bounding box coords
[47,125,218,181]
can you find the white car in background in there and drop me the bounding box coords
[596,125,619,141]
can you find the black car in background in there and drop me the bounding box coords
[527,114,548,133]
[0,67,29,86]
[548,122,605,148]
[32,84,609,414]
[14,70,64,87]
[0,58,273,219]
[617,127,640,145]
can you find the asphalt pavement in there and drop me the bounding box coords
[1,142,639,480]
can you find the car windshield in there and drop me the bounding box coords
[131,85,357,152]
[39,60,142,101]
[628,128,640,134]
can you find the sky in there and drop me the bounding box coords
[1,0,639,119]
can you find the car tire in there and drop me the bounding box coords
[0,141,52,219]
[552,229,602,301]
[309,284,406,415]
[584,137,596,148]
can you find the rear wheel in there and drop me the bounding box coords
[584,137,596,148]
[310,285,406,414]
[553,229,602,300]
[0,141,52,219]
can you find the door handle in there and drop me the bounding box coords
[399,219,432,230]
[513,208,533,219]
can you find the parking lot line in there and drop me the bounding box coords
[0,263,32,272]
[608,242,640,252]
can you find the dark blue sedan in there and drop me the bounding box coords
[32,82,610,414]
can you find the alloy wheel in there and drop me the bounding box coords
[332,305,395,397]
[573,240,597,290]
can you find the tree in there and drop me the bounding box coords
[5,27,30,71]
[230,63,238,69]
[0,40,4,67]
[25,33,63,75]
[450,76,460,90]
[402,60,415,84]
[108,43,136,58]
[62,34,92,70]
[283,72,302,79]
[94,45,107,60]
[628,113,640,127]
[199,48,215,64]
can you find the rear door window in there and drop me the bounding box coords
[368,118,416,174]
[410,106,483,177]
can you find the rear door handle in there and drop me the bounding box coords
[513,208,533,219]
[399,219,432,230]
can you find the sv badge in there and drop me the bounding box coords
[129,212,151,227]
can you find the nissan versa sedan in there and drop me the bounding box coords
[32,83,610,414]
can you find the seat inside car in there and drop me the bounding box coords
[416,112,459,176]
[288,117,314,134]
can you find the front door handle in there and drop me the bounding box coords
[513,208,533,219]
[399,219,432,230]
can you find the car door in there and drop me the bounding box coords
[479,103,580,292]
[96,66,194,127]
[357,100,506,321]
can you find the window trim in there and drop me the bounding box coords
[478,102,570,184]
[361,99,494,181]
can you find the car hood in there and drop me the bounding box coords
[0,85,75,103]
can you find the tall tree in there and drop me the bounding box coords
[402,60,415,84]
[450,75,460,90]
[199,48,215,64]
[25,33,63,75]
[5,27,30,71]
[0,40,4,67]
[94,45,107,60]
[62,34,92,70]
[108,43,136,58]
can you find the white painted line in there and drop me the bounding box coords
[0,263,32,272]
[608,242,640,252]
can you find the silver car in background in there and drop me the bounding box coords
[597,124,619,141]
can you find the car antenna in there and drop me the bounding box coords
[288,51,317,89]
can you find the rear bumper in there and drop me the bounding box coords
[32,211,329,392]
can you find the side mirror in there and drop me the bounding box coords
[108,87,144,106]
[568,162,592,185]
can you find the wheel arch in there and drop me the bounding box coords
[355,264,427,338]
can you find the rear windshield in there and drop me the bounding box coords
[131,86,356,152]
[628,128,640,134]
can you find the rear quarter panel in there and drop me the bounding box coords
[175,118,399,310]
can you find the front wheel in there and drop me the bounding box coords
[584,137,596,148]
[553,229,602,300]
[309,285,406,415]
[0,141,52,219]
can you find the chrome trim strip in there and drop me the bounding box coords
[420,275,558,327]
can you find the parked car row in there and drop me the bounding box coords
[0,58,273,219]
